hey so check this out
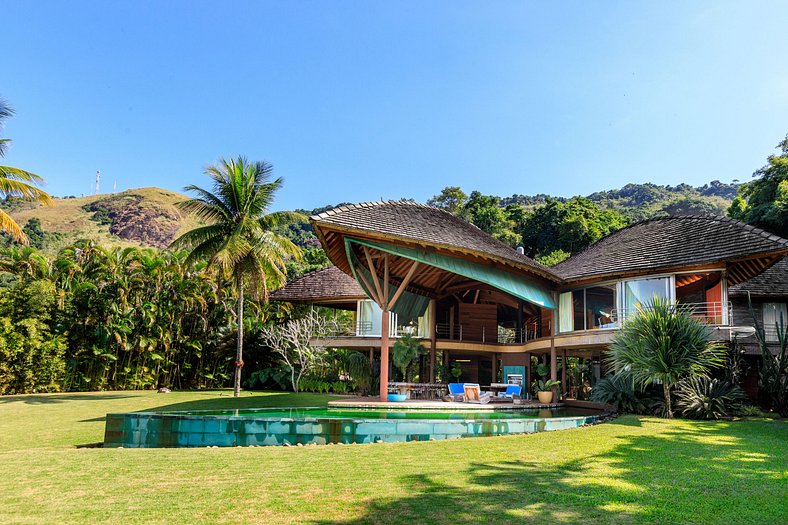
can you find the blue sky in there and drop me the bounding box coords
[3,1,787,210]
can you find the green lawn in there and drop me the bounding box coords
[0,391,785,524]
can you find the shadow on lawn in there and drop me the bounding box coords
[138,391,340,413]
[0,393,136,405]
[316,419,783,525]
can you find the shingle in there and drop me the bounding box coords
[270,265,365,302]
[729,257,788,297]
[311,200,560,281]
[554,215,788,281]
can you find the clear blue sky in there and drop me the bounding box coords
[3,1,787,210]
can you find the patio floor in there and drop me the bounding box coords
[329,397,564,410]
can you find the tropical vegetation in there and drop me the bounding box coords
[171,156,302,396]
[607,298,727,418]
[0,98,53,244]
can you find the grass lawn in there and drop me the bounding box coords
[0,390,785,524]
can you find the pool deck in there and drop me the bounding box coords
[328,397,564,410]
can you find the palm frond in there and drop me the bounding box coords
[0,208,26,244]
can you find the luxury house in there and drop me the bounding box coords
[272,201,788,401]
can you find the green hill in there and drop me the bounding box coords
[3,187,203,252]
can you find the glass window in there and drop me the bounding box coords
[624,277,671,315]
[763,303,787,342]
[573,290,585,331]
[559,292,573,333]
[586,284,617,329]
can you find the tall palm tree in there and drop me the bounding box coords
[171,156,302,397]
[606,297,726,418]
[0,98,53,243]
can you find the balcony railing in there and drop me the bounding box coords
[435,321,541,344]
[610,301,732,326]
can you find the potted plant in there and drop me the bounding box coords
[532,379,561,403]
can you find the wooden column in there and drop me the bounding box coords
[561,349,567,400]
[525,352,531,394]
[379,310,390,400]
[550,340,558,402]
[429,299,437,383]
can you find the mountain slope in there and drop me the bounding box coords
[4,187,203,251]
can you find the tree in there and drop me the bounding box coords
[518,197,628,258]
[171,156,302,397]
[606,297,726,418]
[464,191,521,247]
[728,134,788,237]
[0,99,53,244]
[427,186,468,215]
[258,314,336,392]
[391,332,423,381]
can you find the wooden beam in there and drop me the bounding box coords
[388,260,420,310]
[355,267,382,305]
[363,246,385,306]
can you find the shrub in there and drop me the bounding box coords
[590,374,649,414]
[674,376,745,420]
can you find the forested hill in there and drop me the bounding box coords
[1,180,740,269]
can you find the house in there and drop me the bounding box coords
[272,201,788,401]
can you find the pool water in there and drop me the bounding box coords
[104,406,609,448]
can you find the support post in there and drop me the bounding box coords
[517,300,524,343]
[550,340,558,402]
[561,349,567,400]
[429,299,437,383]
[379,310,390,401]
[525,352,531,395]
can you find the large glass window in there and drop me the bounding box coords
[623,277,671,316]
[559,283,617,332]
[763,303,787,342]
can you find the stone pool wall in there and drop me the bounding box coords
[103,411,607,448]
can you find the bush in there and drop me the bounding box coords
[244,366,292,391]
[590,374,651,414]
[674,376,745,420]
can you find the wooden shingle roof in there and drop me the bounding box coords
[554,215,788,284]
[311,201,560,282]
[729,257,788,297]
[270,265,366,303]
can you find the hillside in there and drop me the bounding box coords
[3,187,203,252]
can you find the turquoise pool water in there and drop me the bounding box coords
[104,406,609,448]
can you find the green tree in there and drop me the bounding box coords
[427,186,468,216]
[171,156,302,397]
[391,332,423,381]
[464,191,521,247]
[607,297,726,418]
[518,197,628,258]
[0,99,53,244]
[728,134,788,237]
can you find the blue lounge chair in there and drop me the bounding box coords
[446,383,465,402]
[498,384,522,399]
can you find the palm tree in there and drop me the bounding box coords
[171,156,302,396]
[0,98,53,243]
[606,297,726,418]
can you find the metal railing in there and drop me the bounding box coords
[609,301,732,326]
[435,321,541,344]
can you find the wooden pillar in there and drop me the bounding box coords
[379,310,390,401]
[550,340,558,402]
[492,352,499,383]
[449,304,455,340]
[429,299,437,383]
[561,349,567,400]
[525,352,531,393]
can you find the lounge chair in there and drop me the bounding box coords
[498,384,522,399]
[463,384,493,404]
[445,383,465,402]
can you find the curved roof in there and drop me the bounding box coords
[554,215,788,283]
[311,200,559,282]
[729,256,788,297]
[270,265,365,303]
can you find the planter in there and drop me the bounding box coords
[387,394,407,402]
[537,391,553,404]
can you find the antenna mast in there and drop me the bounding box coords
[95,169,101,195]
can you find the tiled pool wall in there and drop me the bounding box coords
[103,412,608,448]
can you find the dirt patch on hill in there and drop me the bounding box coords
[83,193,183,248]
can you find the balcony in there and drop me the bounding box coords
[608,301,732,326]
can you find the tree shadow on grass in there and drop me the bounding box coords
[138,391,341,413]
[0,392,136,405]
[316,420,786,525]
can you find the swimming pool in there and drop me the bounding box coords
[103,406,609,448]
